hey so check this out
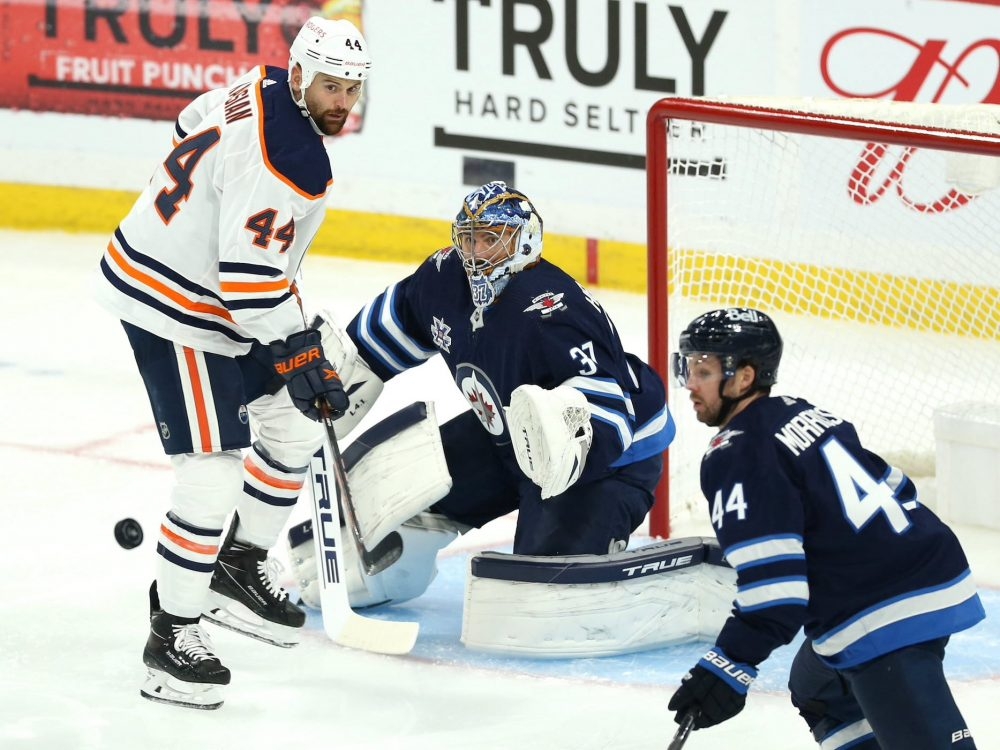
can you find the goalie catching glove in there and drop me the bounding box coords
[506,384,593,499]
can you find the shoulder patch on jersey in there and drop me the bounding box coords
[523,291,566,317]
[705,428,744,458]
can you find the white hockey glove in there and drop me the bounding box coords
[311,309,384,438]
[506,384,593,499]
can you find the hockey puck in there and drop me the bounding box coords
[114,518,144,549]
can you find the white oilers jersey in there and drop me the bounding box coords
[96,66,333,355]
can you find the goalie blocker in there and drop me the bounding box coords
[461,537,736,658]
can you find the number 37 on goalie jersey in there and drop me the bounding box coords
[153,128,296,253]
[711,435,915,535]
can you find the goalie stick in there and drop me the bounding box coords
[320,408,404,575]
[667,712,696,750]
[308,440,419,654]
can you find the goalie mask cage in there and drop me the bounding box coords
[646,97,1000,538]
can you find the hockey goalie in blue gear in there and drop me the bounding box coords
[667,307,984,750]
[330,181,675,559]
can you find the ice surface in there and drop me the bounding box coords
[1,230,997,750]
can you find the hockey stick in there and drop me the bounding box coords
[308,442,419,654]
[319,408,404,575]
[667,712,696,750]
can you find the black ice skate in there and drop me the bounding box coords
[203,521,305,648]
[141,583,230,710]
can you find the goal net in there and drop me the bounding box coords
[646,97,1000,537]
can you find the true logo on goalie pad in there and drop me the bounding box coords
[312,450,341,585]
[621,553,695,578]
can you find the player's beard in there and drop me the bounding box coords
[315,109,349,136]
[692,395,724,427]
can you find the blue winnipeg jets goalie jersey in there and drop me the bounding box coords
[347,248,675,480]
[96,66,332,356]
[703,395,984,670]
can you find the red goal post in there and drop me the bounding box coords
[646,96,1000,538]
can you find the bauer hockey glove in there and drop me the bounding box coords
[270,329,349,421]
[667,647,757,730]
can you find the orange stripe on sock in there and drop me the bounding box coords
[182,347,213,453]
[244,456,304,491]
[160,524,219,556]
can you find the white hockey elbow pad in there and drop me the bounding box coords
[311,309,384,438]
[507,384,593,500]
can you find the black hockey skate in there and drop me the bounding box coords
[203,518,305,648]
[141,582,230,710]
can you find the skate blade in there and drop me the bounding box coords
[140,669,224,710]
[203,593,300,648]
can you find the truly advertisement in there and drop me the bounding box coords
[0,0,368,131]
[426,1,775,171]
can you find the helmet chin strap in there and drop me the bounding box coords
[708,379,762,428]
[288,74,325,136]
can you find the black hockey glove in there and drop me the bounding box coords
[667,648,757,730]
[270,329,348,421]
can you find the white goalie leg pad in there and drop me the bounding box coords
[506,383,593,499]
[341,401,452,548]
[344,512,460,608]
[461,538,737,658]
[287,512,460,609]
[312,309,385,439]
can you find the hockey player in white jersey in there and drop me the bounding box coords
[95,17,371,709]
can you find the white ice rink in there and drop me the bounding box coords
[1,229,998,750]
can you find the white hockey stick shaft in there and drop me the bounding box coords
[308,445,419,654]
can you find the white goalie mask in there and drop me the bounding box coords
[451,181,544,309]
[288,17,372,132]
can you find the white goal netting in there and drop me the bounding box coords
[649,97,1000,525]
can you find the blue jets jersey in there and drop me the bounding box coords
[702,395,984,669]
[347,248,675,481]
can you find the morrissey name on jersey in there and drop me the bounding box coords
[774,402,844,456]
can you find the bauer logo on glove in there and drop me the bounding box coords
[269,330,348,420]
[273,345,323,376]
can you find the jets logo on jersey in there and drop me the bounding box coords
[524,292,566,317]
[456,363,506,436]
[705,428,743,458]
[431,316,452,353]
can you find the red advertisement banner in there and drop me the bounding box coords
[1,0,366,130]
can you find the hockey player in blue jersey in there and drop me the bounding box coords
[666,308,984,749]
[340,181,675,556]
